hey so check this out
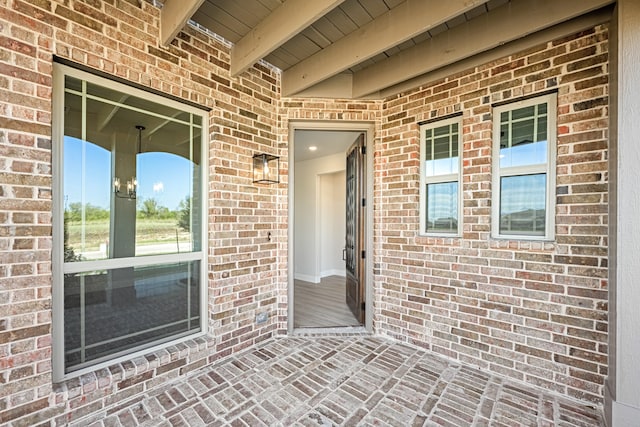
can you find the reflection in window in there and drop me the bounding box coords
[55,64,206,377]
[499,102,548,168]
[500,174,546,236]
[62,79,202,261]
[135,150,199,256]
[493,94,556,239]
[425,122,459,176]
[427,182,458,233]
[63,136,111,261]
[420,118,461,235]
[64,261,200,369]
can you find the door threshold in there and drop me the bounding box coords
[292,326,368,336]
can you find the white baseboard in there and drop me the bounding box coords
[605,381,640,427]
[321,269,346,278]
[295,270,346,283]
[294,273,321,283]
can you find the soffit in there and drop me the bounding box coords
[161,0,615,99]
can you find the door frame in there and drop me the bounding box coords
[288,120,375,334]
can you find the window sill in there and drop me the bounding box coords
[490,234,555,243]
[489,237,556,252]
[419,232,462,239]
[415,233,464,247]
[53,331,213,398]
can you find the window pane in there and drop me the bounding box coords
[63,79,202,260]
[538,103,547,115]
[58,67,206,376]
[425,123,459,176]
[426,182,458,233]
[425,129,433,175]
[64,261,201,371]
[499,174,546,236]
[537,115,547,142]
[63,87,112,262]
[433,125,451,137]
[512,105,535,120]
[63,137,112,261]
[451,123,459,158]
[87,81,181,121]
[512,118,535,145]
[135,118,201,255]
[499,123,509,149]
[65,75,82,92]
[433,136,449,159]
[500,102,548,168]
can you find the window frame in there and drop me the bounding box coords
[51,63,209,382]
[419,116,463,237]
[491,93,557,241]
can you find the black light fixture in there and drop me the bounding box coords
[252,153,279,184]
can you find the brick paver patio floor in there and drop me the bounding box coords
[81,334,603,426]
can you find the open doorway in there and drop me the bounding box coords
[289,124,372,330]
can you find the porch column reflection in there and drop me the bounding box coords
[110,130,137,305]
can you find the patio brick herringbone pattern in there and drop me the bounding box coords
[83,335,603,426]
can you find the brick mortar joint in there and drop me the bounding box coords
[379,328,605,408]
[52,334,215,398]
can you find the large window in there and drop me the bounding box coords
[52,63,207,379]
[492,94,556,239]
[420,117,462,235]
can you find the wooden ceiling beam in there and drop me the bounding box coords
[230,0,345,77]
[351,0,615,98]
[291,7,613,100]
[281,0,489,97]
[96,95,129,132]
[378,6,614,98]
[160,0,205,47]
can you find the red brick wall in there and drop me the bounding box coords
[0,1,284,425]
[375,26,609,403]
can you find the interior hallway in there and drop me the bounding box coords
[76,334,603,426]
[294,276,360,328]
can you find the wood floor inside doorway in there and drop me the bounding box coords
[294,275,360,328]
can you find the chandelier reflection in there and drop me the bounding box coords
[113,176,137,199]
[113,125,144,200]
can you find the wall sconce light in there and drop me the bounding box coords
[114,125,144,199]
[253,153,279,184]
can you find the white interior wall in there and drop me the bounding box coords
[320,171,346,278]
[294,152,344,283]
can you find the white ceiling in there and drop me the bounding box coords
[294,130,362,162]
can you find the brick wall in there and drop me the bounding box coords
[375,26,609,403]
[0,0,610,424]
[0,1,285,425]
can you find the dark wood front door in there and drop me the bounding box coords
[345,134,365,323]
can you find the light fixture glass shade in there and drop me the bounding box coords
[253,153,279,184]
[113,176,137,199]
[113,125,144,199]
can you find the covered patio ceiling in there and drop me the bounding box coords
[160,0,615,99]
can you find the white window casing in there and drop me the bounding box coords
[419,116,463,237]
[491,93,557,240]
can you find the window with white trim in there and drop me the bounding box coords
[419,116,462,236]
[492,93,556,240]
[52,63,207,379]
